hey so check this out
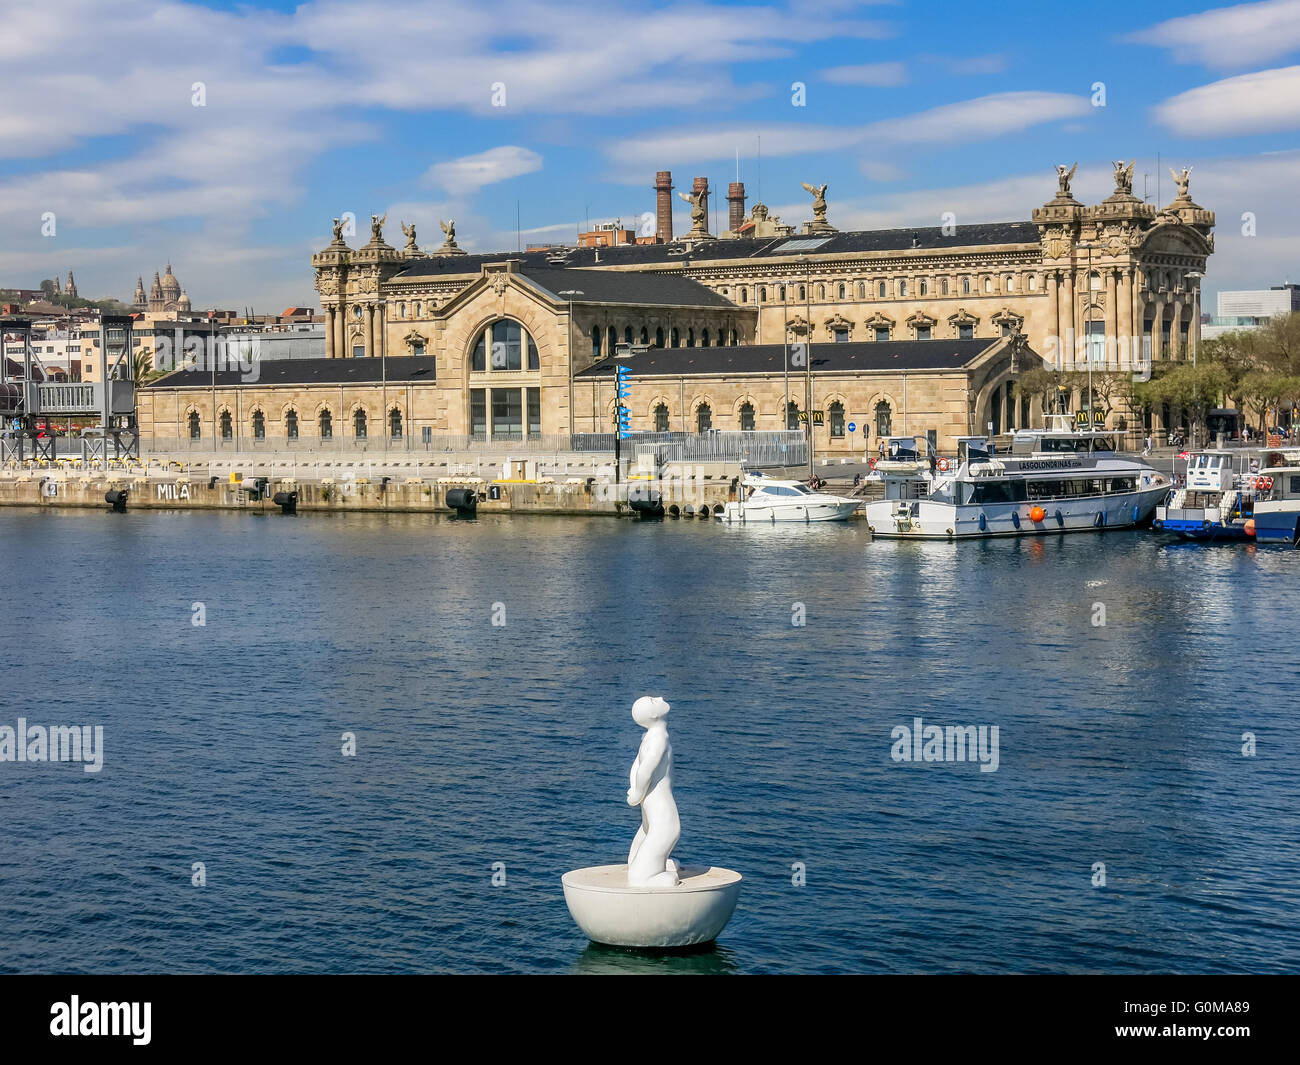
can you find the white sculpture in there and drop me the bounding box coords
[626,696,681,887]
[561,695,742,949]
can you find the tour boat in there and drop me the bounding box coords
[1249,447,1300,544]
[1152,450,1257,541]
[863,428,1168,540]
[720,473,862,523]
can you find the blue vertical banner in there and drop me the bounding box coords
[615,364,631,439]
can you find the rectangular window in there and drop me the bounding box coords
[491,388,522,438]
[916,326,931,341]
[1086,320,1105,364]
[833,329,849,343]
[470,389,487,437]
[875,327,889,342]
[352,345,365,358]
[527,387,541,438]
[958,324,974,340]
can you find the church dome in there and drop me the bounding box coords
[177,290,191,311]
[161,263,181,299]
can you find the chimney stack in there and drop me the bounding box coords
[654,171,674,243]
[727,182,746,233]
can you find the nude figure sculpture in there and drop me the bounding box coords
[626,696,682,888]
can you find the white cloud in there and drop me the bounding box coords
[603,91,1091,174]
[1123,0,1300,70]
[820,62,907,87]
[424,147,544,194]
[1152,65,1300,137]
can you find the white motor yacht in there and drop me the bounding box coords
[720,473,862,523]
[864,428,1168,539]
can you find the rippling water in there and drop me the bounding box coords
[1,507,1297,974]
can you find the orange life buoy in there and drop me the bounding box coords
[937,457,950,472]
[1258,476,1274,491]
[869,458,878,470]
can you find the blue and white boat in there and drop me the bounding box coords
[1250,447,1300,544]
[1152,450,1256,542]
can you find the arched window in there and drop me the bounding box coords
[400,303,407,318]
[837,283,846,299]
[252,409,265,440]
[1005,275,1015,292]
[919,279,928,296]
[640,326,649,344]
[817,284,826,300]
[739,402,755,431]
[799,285,807,301]
[829,401,845,438]
[878,281,887,298]
[857,282,865,298]
[389,408,402,438]
[671,327,680,347]
[984,277,992,293]
[899,279,907,298]
[415,302,422,317]
[286,409,298,439]
[188,410,200,440]
[655,327,664,348]
[786,399,799,430]
[624,325,634,344]
[739,287,748,303]
[702,328,710,346]
[220,411,232,440]
[319,409,332,439]
[779,285,787,301]
[590,326,601,359]
[759,286,767,303]
[654,403,670,432]
[473,319,538,371]
[962,277,971,295]
[696,403,712,432]
[607,326,617,353]
[941,278,950,295]
[353,409,367,438]
[875,401,892,438]
[1089,271,1102,292]
[1028,275,1037,291]
[729,329,737,345]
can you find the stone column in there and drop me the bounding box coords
[1169,300,1183,361]
[1151,301,1164,362]
[1060,270,1076,371]
[1045,272,1060,369]
[1105,270,1119,370]
[337,305,349,358]
[1118,270,1133,371]
[325,307,336,359]
[365,304,375,358]
[1133,281,1145,370]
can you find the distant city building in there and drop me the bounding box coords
[135,264,191,314]
[1202,284,1300,338]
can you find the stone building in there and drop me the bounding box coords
[134,264,192,315]
[138,162,1213,453]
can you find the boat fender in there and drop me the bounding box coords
[1093,512,1102,528]
[978,513,987,531]
[1132,504,1140,524]
[1054,509,1064,526]
[1011,511,1021,529]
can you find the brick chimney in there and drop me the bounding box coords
[727,182,746,233]
[654,171,674,243]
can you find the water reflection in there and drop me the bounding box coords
[573,940,740,975]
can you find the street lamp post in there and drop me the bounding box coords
[559,290,584,440]
[800,255,813,479]
[1186,270,1204,447]
[1077,241,1098,430]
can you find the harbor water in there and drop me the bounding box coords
[1,508,1297,974]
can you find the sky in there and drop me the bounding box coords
[1,0,1298,313]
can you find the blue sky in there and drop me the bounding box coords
[2,0,1299,311]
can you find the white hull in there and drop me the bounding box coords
[864,483,1168,539]
[722,499,861,523]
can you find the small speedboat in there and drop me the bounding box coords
[720,473,862,523]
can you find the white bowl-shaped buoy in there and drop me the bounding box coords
[562,864,742,949]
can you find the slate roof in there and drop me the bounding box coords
[512,267,735,308]
[575,338,1001,378]
[391,221,1039,279]
[146,356,437,388]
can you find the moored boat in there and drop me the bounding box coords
[1152,449,1256,541]
[720,473,862,523]
[864,427,1168,540]
[1250,448,1300,544]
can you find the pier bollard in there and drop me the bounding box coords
[105,489,128,513]
[272,491,297,515]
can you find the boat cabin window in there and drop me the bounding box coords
[1035,435,1115,453]
[969,480,1027,504]
[759,485,803,497]
[887,439,920,461]
[958,440,993,465]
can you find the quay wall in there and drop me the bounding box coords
[0,470,739,517]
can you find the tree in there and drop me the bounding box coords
[1138,362,1232,444]
[1015,367,1068,416]
[1237,370,1284,430]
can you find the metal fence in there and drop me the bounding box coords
[142,430,808,466]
